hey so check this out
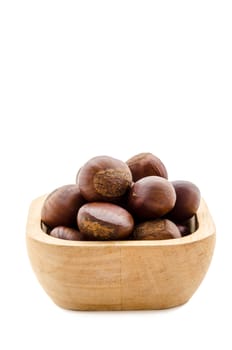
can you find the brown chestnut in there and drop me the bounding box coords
[41,184,85,229]
[176,224,191,237]
[133,219,181,240]
[77,202,134,240]
[127,176,176,220]
[168,180,201,222]
[175,215,198,236]
[50,226,85,241]
[77,156,132,202]
[126,152,168,182]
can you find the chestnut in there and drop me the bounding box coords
[126,152,168,182]
[168,180,201,222]
[133,219,181,240]
[77,156,132,202]
[176,224,191,237]
[50,226,85,241]
[127,176,176,220]
[77,202,134,240]
[175,214,198,236]
[41,184,85,229]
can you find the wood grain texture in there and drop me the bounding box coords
[26,195,216,310]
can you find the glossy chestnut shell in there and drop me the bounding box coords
[77,156,133,202]
[128,176,176,220]
[77,202,134,240]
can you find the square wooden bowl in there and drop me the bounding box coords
[26,194,216,311]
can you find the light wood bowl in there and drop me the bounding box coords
[26,195,216,311]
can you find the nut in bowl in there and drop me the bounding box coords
[26,153,216,311]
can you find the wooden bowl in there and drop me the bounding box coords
[26,195,216,311]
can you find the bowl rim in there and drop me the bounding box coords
[26,194,216,247]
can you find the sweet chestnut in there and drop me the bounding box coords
[133,219,181,240]
[126,152,168,182]
[77,156,133,202]
[50,226,85,241]
[176,224,191,237]
[41,184,85,229]
[77,202,134,240]
[128,176,176,220]
[168,180,201,222]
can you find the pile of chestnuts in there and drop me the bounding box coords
[41,152,201,241]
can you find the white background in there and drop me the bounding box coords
[0,1,231,349]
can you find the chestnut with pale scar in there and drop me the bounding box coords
[77,202,134,240]
[77,155,132,202]
[133,219,181,240]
